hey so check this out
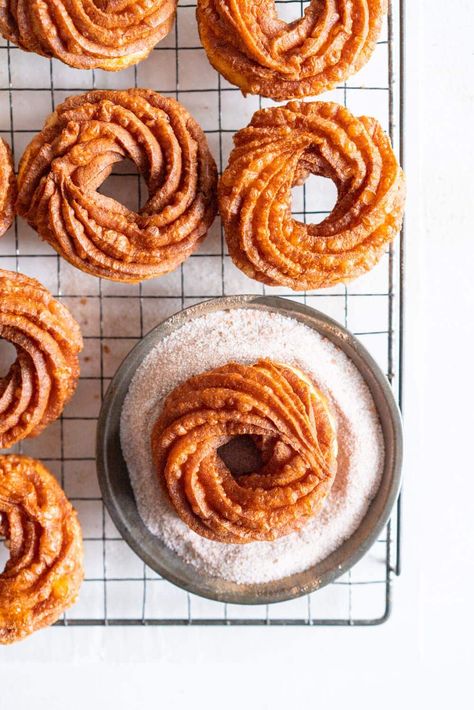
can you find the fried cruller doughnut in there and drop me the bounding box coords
[197,0,387,100]
[0,139,16,237]
[0,455,83,644]
[0,0,176,71]
[0,269,82,449]
[151,359,338,543]
[17,89,218,283]
[219,101,406,291]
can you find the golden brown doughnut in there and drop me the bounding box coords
[0,0,176,71]
[16,89,218,283]
[0,139,16,238]
[0,269,82,449]
[197,0,387,100]
[0,455,83,644]
[151,359,338,543]
[219,101,406,291]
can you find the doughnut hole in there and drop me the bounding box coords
[218,435,264,476]
[0,514,9,574]
[276,0,311,24]
[0,339,16,378]
[291,173,338,225]
[98,158,149,212]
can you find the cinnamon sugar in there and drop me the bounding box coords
[120,309,384,584]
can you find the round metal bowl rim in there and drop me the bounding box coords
[96,295,403,605]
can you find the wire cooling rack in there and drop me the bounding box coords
[0,0,404,626]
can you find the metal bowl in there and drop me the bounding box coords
[97,295,402,605]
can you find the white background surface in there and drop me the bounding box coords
[1,1,472,706]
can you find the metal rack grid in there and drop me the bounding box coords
[0,0,404,626]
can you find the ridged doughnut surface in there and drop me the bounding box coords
[0,269,82,449]
[0,455,83,644]
[197,0,386,100]
[17,90,218,282]
[219,101,406,291]
[0,0,176,71]
[0,139,16,237]
[151,359,338,543]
